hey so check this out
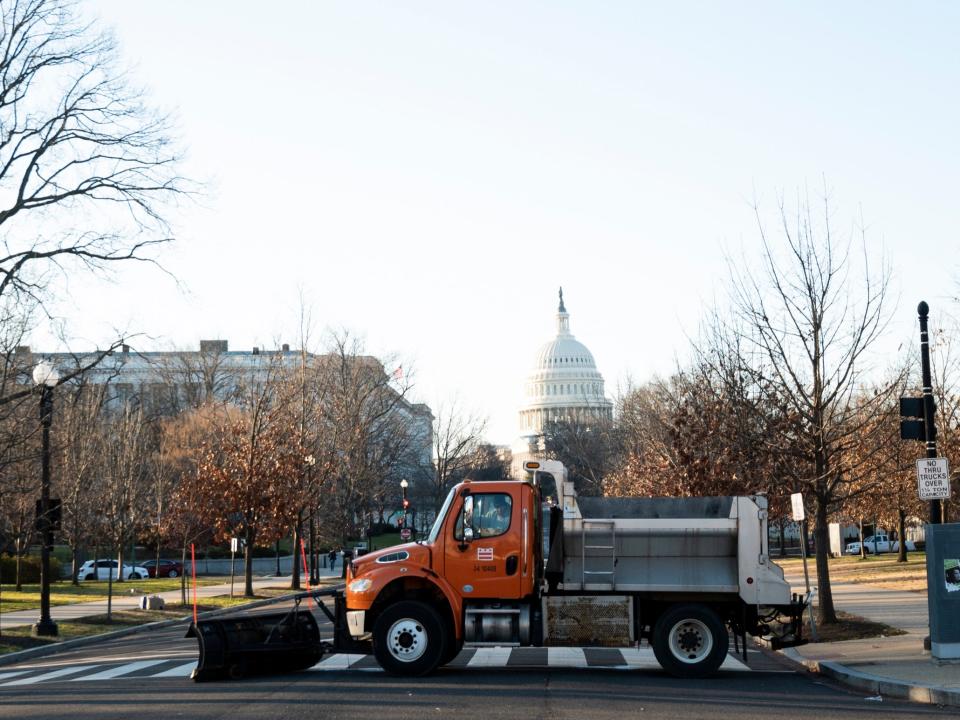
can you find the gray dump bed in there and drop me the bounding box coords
[554,478,790,606]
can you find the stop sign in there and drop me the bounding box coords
[400,528,412,540]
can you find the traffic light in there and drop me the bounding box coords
[900,396,934,441]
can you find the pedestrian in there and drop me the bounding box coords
[328,548,337,570]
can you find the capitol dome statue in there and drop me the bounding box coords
[512,289,613,476]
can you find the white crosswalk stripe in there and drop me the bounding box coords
[466,647,513,667]
[70,659,168,681]
[150,661,197,678]
[2,665,97,686]
[0,647,753,685]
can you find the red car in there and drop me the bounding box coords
[141,559,184,578]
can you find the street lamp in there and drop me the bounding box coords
[32,360,60,637]
[400,479,409,531]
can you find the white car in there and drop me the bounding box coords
[78,559,150,581]
[844,535,916,554]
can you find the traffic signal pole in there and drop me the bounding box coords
[918,301,943,525]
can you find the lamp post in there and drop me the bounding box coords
[400,479,409,532]
[32,360,59,638]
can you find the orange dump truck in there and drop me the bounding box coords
[341,460,807,678]
[189,460,807,681]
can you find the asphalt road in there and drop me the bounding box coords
[0,603,954,720]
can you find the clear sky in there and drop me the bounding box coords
[37,1,960,445]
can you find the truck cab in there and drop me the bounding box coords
[344,461,806,678]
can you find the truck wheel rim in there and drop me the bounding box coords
[387,618,427,662]
[668,619,713,664]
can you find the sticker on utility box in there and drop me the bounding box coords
[946,559,960,593]
[476,547,494,561]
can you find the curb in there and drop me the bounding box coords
[781,648,960,708]
[0,582,341,669]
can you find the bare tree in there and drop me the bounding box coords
[728,190,894,623]
[542,413,617,496]
[0,0,189,321]
[54,380,108,583]
[429,399,487,512]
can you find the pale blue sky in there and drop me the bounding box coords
[43,1,960,443]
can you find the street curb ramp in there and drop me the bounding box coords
[782,649,960,708]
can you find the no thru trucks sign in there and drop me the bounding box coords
[917,457,952,500]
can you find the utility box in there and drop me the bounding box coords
[139,595,165,610]
[924,523,960,661]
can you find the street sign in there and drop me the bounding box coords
[790,492,805,522]
[400,528,412,540]
[230,537,239,553]
[917,457,952,500]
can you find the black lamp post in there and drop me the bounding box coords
[32,359,59,638]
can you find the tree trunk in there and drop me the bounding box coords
[290,519,301,590]
[244,529,255,598]
[71,545,80,586]
[14,541,22,592]
[116,535,125,583]
[106,545,115,622]
[181,544,188,606]
[897,510,908,563]
[815,498,837,624]
[859,518,866,559]
[778,520,786,558]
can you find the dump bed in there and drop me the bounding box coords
[555,483,790,606]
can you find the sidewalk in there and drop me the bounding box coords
[0,566,343,631]
[780,569,960,706]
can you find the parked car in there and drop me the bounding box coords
[78,559,149,581]
[140,559,184,578]
[844,534,916,554]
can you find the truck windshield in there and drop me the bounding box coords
[427,487,457,543]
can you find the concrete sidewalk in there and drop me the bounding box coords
[780,568,960,706]
[0,567,343,631]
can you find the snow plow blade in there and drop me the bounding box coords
[187,609,322,681]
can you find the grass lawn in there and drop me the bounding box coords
[0,577,228,614]
[804,609,907,643]
[775,553,929,592]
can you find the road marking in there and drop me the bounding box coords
[719,654,749,671]
[151,661,198,678]
[71,660,168,681]
[547,647,588,668]
[310,653,368,670]
[467,647,514,667]
[0,670,31,682]
[2,665,96,686]
[617,647,661,670]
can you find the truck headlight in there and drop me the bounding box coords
[348,578,372,593]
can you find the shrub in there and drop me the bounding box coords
[0,554,63,585]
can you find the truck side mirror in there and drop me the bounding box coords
[458,495,474,551]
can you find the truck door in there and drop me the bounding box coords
[444,490,522,600]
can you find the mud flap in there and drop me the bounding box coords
[187,607,323,681]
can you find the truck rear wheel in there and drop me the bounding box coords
[652,604,728,678]
[373,601,447,676]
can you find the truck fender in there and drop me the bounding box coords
[368,572,463,641]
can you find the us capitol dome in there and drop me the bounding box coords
[512,289,613,476]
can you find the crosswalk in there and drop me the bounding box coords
[0,648,751,687]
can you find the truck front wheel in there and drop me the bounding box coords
[652,604,728,678]
[373,601,448,676]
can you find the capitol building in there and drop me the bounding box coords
[512,290,613,476]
